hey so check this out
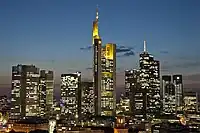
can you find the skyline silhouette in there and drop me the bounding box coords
[0,0,200,95]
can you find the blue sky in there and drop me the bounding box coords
[0,0,200,92]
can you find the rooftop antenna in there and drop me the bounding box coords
[96,4,99,21]
[144,40,147,52]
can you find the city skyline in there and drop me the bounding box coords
[0,0,200,95]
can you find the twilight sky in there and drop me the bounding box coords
[0,0,200,95]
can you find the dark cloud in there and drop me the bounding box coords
[80,46,92,50]
[116,45,134,53]
[160,50,169,54]
[85,67,92,70]
[80,45,135,57]
[117,51,135,57]
[116,45,135,57]
[124,51,135,56]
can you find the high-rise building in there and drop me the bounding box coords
[125,69,145,123]
[92,8,116,116]
[173,75,183,109]
[101,43,116,116]
[162,75,176,115]
[93,8,102,116]
[183,91,198,114]
[81,81,95,119]
[39,70,54,118]
[163,83,176,115]
[11,65,40,119]
[116,94,130,116]
[139,41,161,120]
[60,72,81,125]
[162,75,171,102]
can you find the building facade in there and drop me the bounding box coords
[101,43,116,116]
[173,75,183,109]
[125,69,145,123]
[60,72,81,125]
[163,83,176,115]
[11,65,40,119]
[81,81,95,119]
[39,70,54,118]
[183,91,198,114]
[139,41,161,120]
[93,8,102,116]
[92,9,116,116]
[162,75,171,103]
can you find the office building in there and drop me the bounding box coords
[163,83,176,115]
[125,69,145,123]
[11,65,40,119]
[116,94,130,116]
[162,75,171,102]
[173,75,183,109]
[93,8,102,116]
[101,43,116,116]
[92,8,116,116]
[183,91,198,114]
[139,41,161,120]
[81,81,95,119]
[60,72,81,125]
[39,70,54,118]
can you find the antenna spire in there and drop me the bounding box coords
[96,5,99,21]
[144,40,147,52]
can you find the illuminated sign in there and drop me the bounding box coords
[105,44,114,60]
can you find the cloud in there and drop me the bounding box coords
[118,51,135,57]
[80,46,92,50]
[85,67,92,70]
[116,45,133,53]
[160,50,169,54]
[80,45,135,57]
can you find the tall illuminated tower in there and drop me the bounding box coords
[101,43,116,116]
[92,8,116,116]
[139,41,161,120]
[93,7,102,115]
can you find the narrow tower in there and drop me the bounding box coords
[93,7,102,115]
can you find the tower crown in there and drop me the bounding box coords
[92,6,100,44]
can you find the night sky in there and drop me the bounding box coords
[0,0,200,96]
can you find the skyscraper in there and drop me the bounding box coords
[139,41,161,120]
[163,83,176,115]
[101,43,116,116]
[39,70,54,118]
[162,75,171,101]
[60,72,81,125]
[93,8,102,116]
[183,91,198,114]
[92,8,116,116]
[173,75,183,109]
[162,75,176,115]
[125,69,145,124]
[11,65,40,119]
[81,81,95,119]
